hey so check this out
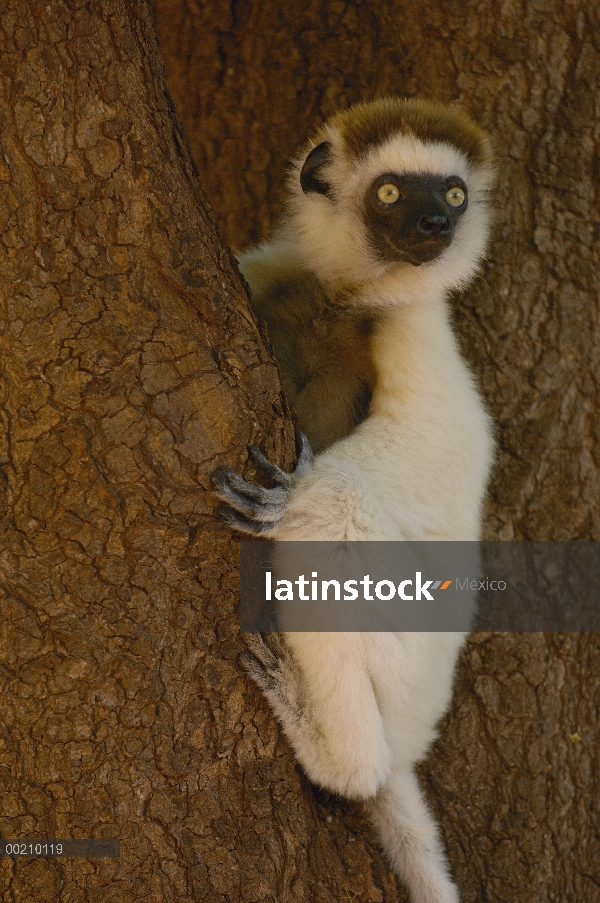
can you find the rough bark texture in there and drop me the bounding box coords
[0,0,598,902]
[0,2,298,901]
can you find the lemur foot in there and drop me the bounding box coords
[211,428,313,535]
[240,632,304,728]
[242,633,391,799]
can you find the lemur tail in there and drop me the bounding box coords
[368,768,460,903]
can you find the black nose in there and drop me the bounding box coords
[417,214,453,236]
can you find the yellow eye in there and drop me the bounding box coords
[445,186,466,207]
[377,183,400,204]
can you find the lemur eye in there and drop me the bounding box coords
[377,183,400,204]
[445,186,466,207]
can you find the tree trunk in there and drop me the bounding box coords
[0,2,299,901]
[1,1,598,902]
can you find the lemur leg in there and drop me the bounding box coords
[369,768,460,903]
[243,631,391,798]
[211,429,313,536]
[214,438,391,797]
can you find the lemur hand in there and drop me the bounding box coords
[211,428,313,535]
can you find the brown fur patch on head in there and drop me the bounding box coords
[328,97,493,168]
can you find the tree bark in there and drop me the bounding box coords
[0,2,299,901]
[0,1,598,902]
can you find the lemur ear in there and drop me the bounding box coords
[300,141,333,197]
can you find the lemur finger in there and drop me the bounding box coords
[248,430,314,483]
[212,465,288,504]
[239,648,281,694]
[247,446,292,487]
[294,428,313,476]
[212,477,287,525]
[241,649,301,725]
[218,491,284,523]
[217,504,276,535]
[244,631,282,667]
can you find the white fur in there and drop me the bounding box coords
[237,109,494,903]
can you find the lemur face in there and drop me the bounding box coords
[294,98,494,290]
[364,172,469,266]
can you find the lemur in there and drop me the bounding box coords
[212,97,495,903]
